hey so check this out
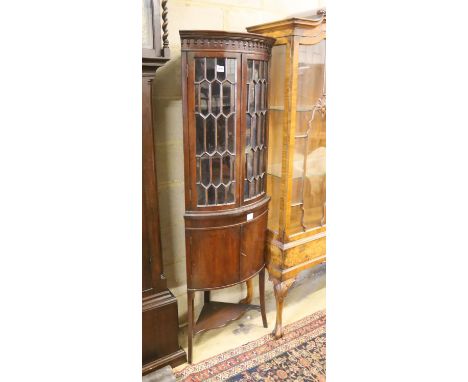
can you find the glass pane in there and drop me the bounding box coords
[257,113,263,146]
[227,115,235,153]
[222,156,231,184]
[211,81,221,116]
[197,184,206,206]
[217,116,226,153]
[201,156,210,186]
[217,184,225,204]
[291,136,306,205]
[251,114,257,148]
[255,82,261,112]
[303,111,326,228]
[212,156,221,186]
[216,58,226,81]
[207,185,216,205]
[206,115,216,154]
[200,81,209,116]
[195,84,199,112]
[196,115,204,155]
[196,157,200,183]
[142,0,153,49]
[296,110,312,136]
[195,58,205,82]
[226,59,236,83]
[258,149,263,176]
[244,179,249,199]
[252,150,258,177]
[206,58,216,81]
[297,41,325,109]
[267,110,283,177]
[269,45,286,109]
[247,60,253,81]
[227,182,235,203]
[259,82,264,111]
[249,179,255,198]
[255,176,260,195]
[253,61,259,81]
[222,83,232,115]
[248,84,255,113]
[245,114,251,149]
[246,151,253,179]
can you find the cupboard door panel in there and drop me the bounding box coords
[188,227,240,289]
[240,212,267,280]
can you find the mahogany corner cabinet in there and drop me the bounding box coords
[180,30,275,363]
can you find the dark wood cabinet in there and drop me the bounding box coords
[142,0,186,375]
[180,30,275,363]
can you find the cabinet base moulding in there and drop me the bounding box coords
[142,290,187,375]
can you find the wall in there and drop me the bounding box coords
[153,0,325,325]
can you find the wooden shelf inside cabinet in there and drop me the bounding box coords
[180,30,275,364]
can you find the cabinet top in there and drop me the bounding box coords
[246,15,326,37]
[179,30,275,54]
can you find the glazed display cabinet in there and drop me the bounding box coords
[247,12,326,339]
[180,30,275,363]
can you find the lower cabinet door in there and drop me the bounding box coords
[188,226,241,289]
[240,212,267,280]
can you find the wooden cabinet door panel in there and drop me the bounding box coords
[240,212,267,280]
[188,227,241,289]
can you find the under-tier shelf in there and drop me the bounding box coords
[194,301,261,335]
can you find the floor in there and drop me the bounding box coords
[174,263,326,369]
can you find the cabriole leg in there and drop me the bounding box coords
[272,278,295,339]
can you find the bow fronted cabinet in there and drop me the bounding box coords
[247,11,327,339]
[180,31,275,363]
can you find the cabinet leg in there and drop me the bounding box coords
[204,291,210,303]
[272,278,295,339]
[187,290,195,364]
[259,268,268,328]
[239,278,253,304]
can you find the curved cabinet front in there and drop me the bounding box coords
[188,226,241,289]
[185,198,269,290]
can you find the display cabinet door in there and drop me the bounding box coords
[266,44,287,234]
[187,227,241,289]
[290,39,326,234]
[240,211,268,280]
[241,53,270,206]
[187,52,242,211]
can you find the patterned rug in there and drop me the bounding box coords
[175,310,326,382]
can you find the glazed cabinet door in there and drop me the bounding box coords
[186,52,242,212]
[241,54,269,206]
[289,40,326,234]
[187,227,241,289]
